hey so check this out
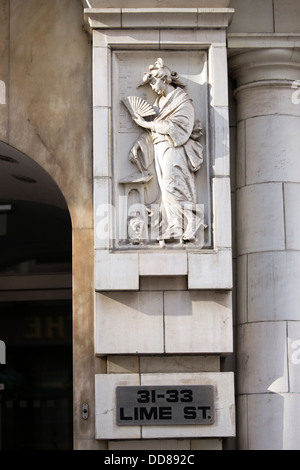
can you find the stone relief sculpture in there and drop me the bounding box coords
[122,58,205,246]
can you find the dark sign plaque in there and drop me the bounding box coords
[116,385,214,426]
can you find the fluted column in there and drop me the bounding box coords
[230,48,300,450]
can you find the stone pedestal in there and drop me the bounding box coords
[229,44,300,450]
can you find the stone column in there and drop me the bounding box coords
[229,48,300,450]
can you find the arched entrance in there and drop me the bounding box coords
[0,142,73,450]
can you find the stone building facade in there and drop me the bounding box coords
[0,0,299,451]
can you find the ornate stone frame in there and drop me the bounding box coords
[89,8,234,290]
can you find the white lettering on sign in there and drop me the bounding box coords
[0,340,6,364]
[0,81,6,105]
[116,385,214,426]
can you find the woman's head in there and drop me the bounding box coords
[141,58,185,91]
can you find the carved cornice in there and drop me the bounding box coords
[83,6,234,34]
[228,33,300,51]
[81,1,231,7]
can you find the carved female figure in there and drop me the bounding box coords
[129,58,204,243]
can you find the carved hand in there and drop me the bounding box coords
[134,114,152,130]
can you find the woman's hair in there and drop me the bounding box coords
[141,58,185,88]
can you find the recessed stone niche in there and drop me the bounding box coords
[90,10,233,289]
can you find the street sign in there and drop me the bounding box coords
[116,385,214,426]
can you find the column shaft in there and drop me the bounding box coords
[231,49,300,450]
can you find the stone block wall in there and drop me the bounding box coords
[88,3,235,449]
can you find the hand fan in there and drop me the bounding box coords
[123,96,156,118]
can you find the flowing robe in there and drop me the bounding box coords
[133,87,204,240]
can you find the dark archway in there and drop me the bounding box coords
[0,142,73,450]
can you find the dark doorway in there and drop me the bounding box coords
[0,142,73,450]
